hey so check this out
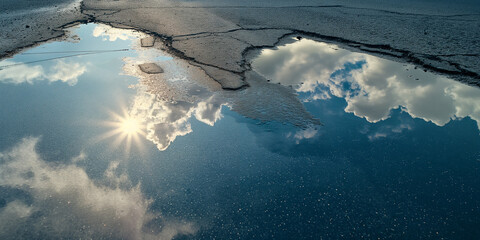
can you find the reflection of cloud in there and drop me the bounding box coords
[253,39,480,130]
[120,45,227,151]
[366,123,413,141]
[194,96,224,126]
[345,56,480,129]
[71,150,87,163]
[0,61,44,84]
[49,60,86,85]
[392,124,412,133]
[129,91,225,151]
[292,127,318,144]
[253,39,364,93]
[0,60,86,86]
[0,137,197,239]
[368,132,388,141]
[92,24,145,42]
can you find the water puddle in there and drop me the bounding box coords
[0,24,479,239]
[251,38,480,131]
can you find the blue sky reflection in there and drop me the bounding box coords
[252,39,480,131]
[1,24,480,239]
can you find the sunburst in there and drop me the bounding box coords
[96,108,146,154]
[121,118,142,135]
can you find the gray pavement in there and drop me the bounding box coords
[1,0,479,88]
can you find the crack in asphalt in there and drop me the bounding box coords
[81,5,344,11]
[339,6,480,18]
[172,27,286,39]
[286,29,480,87]
[189,62,249,90]
[169,25,480,87]
[81,5,480,18]
[1,1,478,90]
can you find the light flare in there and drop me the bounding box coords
[95,108,147,154]
[121,117,141,135]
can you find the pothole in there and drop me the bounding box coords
[251,37,480,131]
[1,23,480,240]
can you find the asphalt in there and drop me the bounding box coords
[1,0,479,89]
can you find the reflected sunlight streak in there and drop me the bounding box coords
[97,109,147,155]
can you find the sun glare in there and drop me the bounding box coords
[121,118,141,135]
[96,109,146,154]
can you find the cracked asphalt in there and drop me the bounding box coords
[1,0,479,89]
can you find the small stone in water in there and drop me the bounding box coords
[138,63,163,74]
[140,37,155,47]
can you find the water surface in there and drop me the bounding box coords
[0,24,479,239]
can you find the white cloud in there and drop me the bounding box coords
[0,201,34,236]
[0,137,197,239]
[253,39,364,93]
[71,150,87,163]
[293,127,318,144]
[0,60,86,86]
[392,124,412,133]
[345,56,480,129]
[253,38,480,130]
[49,60,87,85]
[129,90,224,151]
[92,24,146,42]
[368,132,388,141]
[0,61,45,84]
[194,96,224,126]
[121,47,228,151]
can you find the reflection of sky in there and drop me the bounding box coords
[0,137,196,239]
[252,39,480,131]
[0,59,86,85]
[1,25,480,239]
[92,24,145,41]
[0,24,197,240]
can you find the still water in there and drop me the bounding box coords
[0,24,479,239]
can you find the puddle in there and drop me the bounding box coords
[252,38,480,132]
[0,24,480,239]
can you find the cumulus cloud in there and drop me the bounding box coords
[392,124,412,133]
[0,60,86,85]
[253,38,480,130]
[48,60,87,85]
[344,56,480,129]
[0,137,197,239]
[129,91,225,151]
[0,62,44,84]
[92,24,145,42]
[115,32,232,151]
[368,132,388,141]
[253,39,364,93]
[71,150,87,163]
[292,127,318,144]
[194,96,224,126]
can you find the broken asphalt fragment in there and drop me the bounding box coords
[140,37,155,47]
[138,63,163,74]
[195,64,247,90]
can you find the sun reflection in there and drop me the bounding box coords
[121,118,141,135]
[96,109,146,154]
